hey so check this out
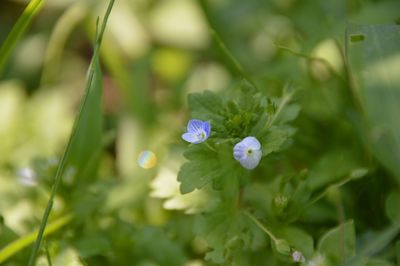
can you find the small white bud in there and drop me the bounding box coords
[292,250,305,263]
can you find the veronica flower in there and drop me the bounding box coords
[182,119,211,144]
[233,136,262,169]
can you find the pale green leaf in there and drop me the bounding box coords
[347,24,400,184]
[318,220,356,263]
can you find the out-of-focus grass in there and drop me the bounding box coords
[0,0,45,75]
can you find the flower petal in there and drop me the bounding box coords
[187,119,204,134]
[203,121,211,137]
[241,136,261,150]
[233,136,262,169]
[239,150,262,170]
[182,132,199,143]
[233,142,247,160]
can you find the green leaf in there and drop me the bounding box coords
[261,125,296,157]
[318,220,356,264]
[178,145,220,194]
[274,103,301,125]
[346,24,400,184]
[0,0,45,75]
[194,204,252,264]
[188,90,223,122]
[346,224,400,266]
[275,226,314,259]
[0,214,73,263]
[306,151,360,191]
[64,59,103,184]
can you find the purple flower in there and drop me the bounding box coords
[233,136,262,169]
[182,119,211,144]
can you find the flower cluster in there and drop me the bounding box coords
[182,119,262,170]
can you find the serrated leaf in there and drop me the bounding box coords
[178,145,220,194]
[318,220,356,263]
[188,90,223,122]
[195,205,252,264]
[261,126,296,157]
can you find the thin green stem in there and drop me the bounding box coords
[244,211,278,242]
[306,174,354,208]
[275,44,345,82]
[210,30,258,89]
[27,1,115,265]
[204,142,217,153]
[197,0,256,88]
[44,241,52,266]
[264,83,294,130]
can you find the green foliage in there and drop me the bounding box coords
[0,0,399,265]
[27,1,114,264]
[194,204,253,264]
[178,144,221,194]
[318,220,356,264]
[347,24,400,184]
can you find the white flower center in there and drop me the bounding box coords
[246,148,253,156]
[197,131,206,140]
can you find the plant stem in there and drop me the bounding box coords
[44,241,52,266]
[204,142,217,153]
[210,30,258,89]
[244,211,278,242]
[265,83,294,129]
[306,173,354,208]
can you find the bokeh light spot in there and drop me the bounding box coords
[137,150,157,169]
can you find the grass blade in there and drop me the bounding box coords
[0,0,45,76]
[27,1,115,265]
[0,214,73,263]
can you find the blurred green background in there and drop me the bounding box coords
[0,0,400,265]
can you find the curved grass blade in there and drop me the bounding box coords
[0,0,45,76]
[0,214,73,263]
[27,1,115,265]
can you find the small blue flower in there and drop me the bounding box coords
[182,119,211,144]
[233,136,262,169]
